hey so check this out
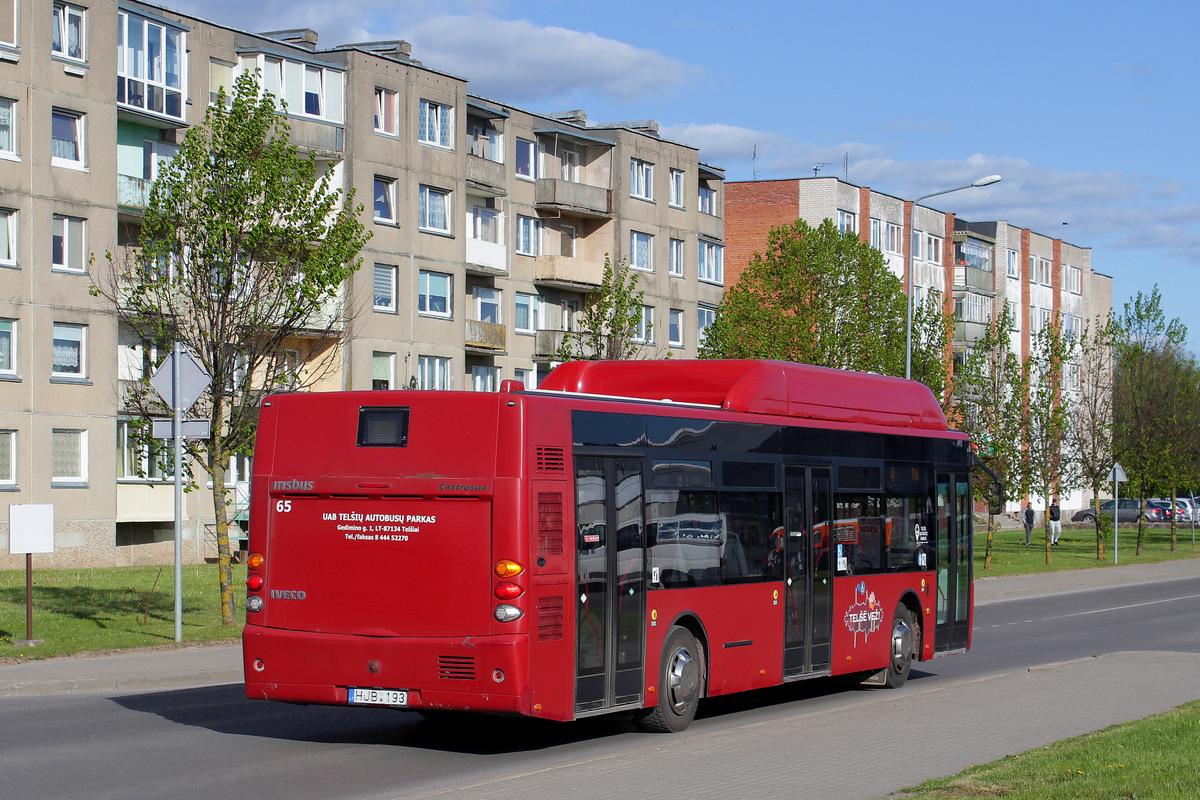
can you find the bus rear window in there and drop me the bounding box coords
[358,407,409,447]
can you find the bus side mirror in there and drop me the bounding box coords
[987,482,1004,516]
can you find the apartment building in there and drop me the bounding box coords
[724,177,1113,511]
[0,1,725,568]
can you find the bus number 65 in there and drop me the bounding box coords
[275,500,292,513]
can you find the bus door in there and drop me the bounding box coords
[782,465,833,678]
[935,473,972,653]
[574,457,646,714]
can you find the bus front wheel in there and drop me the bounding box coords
[884,604,917,689]
[635,626,702,733]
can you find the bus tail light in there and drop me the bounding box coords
[493,581,524,601]
[247,552,265,570]
[494,559,524,578]
[246,595,264,613]
[246,574,264,591]
[494,604,523,622]
[246,552,265,614]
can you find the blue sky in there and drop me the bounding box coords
[174,0,1200,351]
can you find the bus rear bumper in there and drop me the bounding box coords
[242,625,529,715]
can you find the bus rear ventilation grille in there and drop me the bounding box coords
[535,446,566,472]
[537,493,564,556]
[437,656,476,680]
[536,596,564,641]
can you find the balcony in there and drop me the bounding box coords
[290,117,344,157]
[955,320,989,348]
[534,329,567,360]
[466,238,507,274]
[535,255,604,289]
[954,265,997,293]
[118,174,152,212]
[466,156,507,195]
[697,211,723,242]
[466,319,507,354]
[535,179,612,219]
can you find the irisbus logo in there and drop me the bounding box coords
[272,479,314,491]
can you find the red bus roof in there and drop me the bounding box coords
[536,359,950,431]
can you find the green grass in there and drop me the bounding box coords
[976,521,1200,577]
[0,563,246,662]
[895,700,1200,799]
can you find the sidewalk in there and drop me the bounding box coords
[3,558,1199,698]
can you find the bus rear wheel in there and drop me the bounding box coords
[884,604,918,689]
[634,626,702,733]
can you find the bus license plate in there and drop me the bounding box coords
[348,688,408,707]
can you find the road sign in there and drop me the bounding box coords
[150,348,211,412]
[1108,463,1128,483]
[152,418,212,439]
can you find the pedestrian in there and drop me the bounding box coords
[1023,501,1034,545]
[1049,496,1062,545]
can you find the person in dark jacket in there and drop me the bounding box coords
[1049,497,1062,545]
[1023,502,1035,545]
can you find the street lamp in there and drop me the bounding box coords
[904,174,1002,380]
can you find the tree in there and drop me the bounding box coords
[556,256,650,361]
[954,303,1023,569]
[1071,317,1116,560]
[93,71,371,624]
[699,218,950,401]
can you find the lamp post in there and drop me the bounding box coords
[904,174,1002,380]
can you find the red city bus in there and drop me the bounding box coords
[242,359,979,732]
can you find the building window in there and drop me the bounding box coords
[418,185,451,234]
[116,420,172,481]
[955,293,991,324]
[514,367,533,388]
[373,176,396,224]
[698,240,724,285]
[630,158,653,201]
[469,202,500,244]
[633,305,654,344]
[51,428,87,484]
[1007,249,1020,279]
[516,215,541,256]
[52,322,86,378]
[698,304,716,349]
[1032,256,1052,286]
[910,231,923,261]
[209,59,234,106]
[117,11,186,122]
[560,223,576,257]
[417,355,450,390]
[52,3,85,62]
[956,239,993,272]
[669,238,684,277]
[468,118,503,162]
[515,292,540,334]
[926,234,943,264]
[1064,265,1083,294]
[52,215,86,273]
[698,184,717,215]
[560,149,579,182]
[372,351,395,390]
[886,223,903,254]
[0,318,15,376]
[238,54,344,123]
[474,286,501,323]
[0,429,13,486]
[303,66,324,115]
[630,230,653,272]
[1008,300,1021,331]
[515,138,539,180]
[418,99,453,149]
[669,309,684,348]
[869,218,882,250]
[669,169,685,208]
[0,98,16,159]
[0,208,16,267]
[838,210,857,235]
[418,270,452,318]
[51,109,84,167]
[471,365,501,392]
[373,264,397,313]
[374,87,399,135]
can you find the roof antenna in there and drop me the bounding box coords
[813,162,830,176]
[752,144,759,181]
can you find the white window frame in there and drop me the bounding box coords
[51,428,87,485]
[419,185,452,234]
[1007,249,1020,278]
[373,263,397,313]
[374,87,399,136]
[559,223,576,257]
[633,304,654,344]
[116,419,172,482]
[0,97,17,160]
[838,210,857,235]
[52,2,86,63]
[418,269,452,319]
[698,304,716,349]
[469,201,501,244]
[471,365,501,392]
[560,149,579,182]
[1008,300,1021,331]
[630,158,653,201]
[669,168,685,208]
[0,207,17,267]
[371,351,395,390]
[698,240,724,285]
[52,214,86,273]
[418,99,454,149]
[51,109,85,168]
[117,11,187,122]
[1065,265,1083,294]
[374,176,397,224]
[911,231,923,261]
[514,367,533,389]
[515,138,540,181]
[417,355,451,390]
[668,238,684,277]
[514,292,540,334]
[698,184,716,215]
[0,317,16,376]
[0,429,14,486]
[516,215,541,256]
[630,230,653,272]
[926,234,943,264]
[668,309,684,348]
[52,322,86,378]
[886,223,903,254]
[869,218,882,250]
[473,286,501,324]
[238,54,343,124]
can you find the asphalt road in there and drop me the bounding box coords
[3,572,1200,800]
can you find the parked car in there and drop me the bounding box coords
[1072,498,1164,524]
[1147,500,1175,521]
[1150,498,1197,523]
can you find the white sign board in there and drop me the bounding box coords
[9,504,54,555]
[152,418,212,439]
